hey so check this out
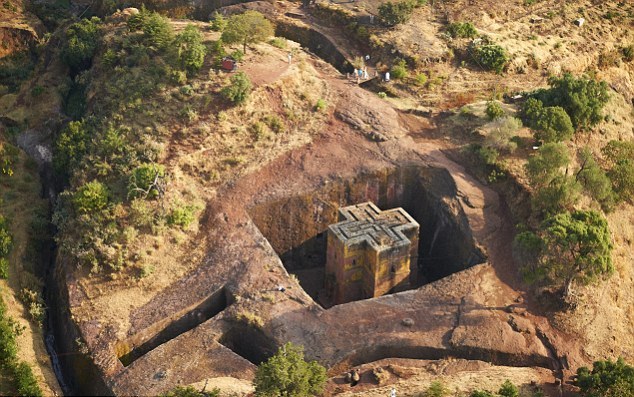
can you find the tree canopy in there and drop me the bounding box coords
[221,11,274,53]
[62,17,102,72]
[602,140,634,204]
[378,0,416,26]
[576,358,634,397]
[525,142,570,187]
[174,24,207,74]
[540,210,613,296]
[254,342,327,397]
[536,73,610,130]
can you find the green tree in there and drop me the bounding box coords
[602,140,634,203]
[62,17,102,72]
[13,361,43,397]
[222,72,252,104]
[576,148,615,210]
[128,7,174,51]
[378,0,416,26]
[486,101,505,120]
[537,73,610,130]
[210,12,228,32]
[531,175,581,216]
[73,181,109,214]
[175,24,207,74]
[540,210,613,296]
[512,229,545,283]
[221,11,274,53]
[525,142,570,187]
[498,380,519,397]
[533,106,574,143]
[391,59,408,79]
[576,358,634,397]
[254,342,327,397]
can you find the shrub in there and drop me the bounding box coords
[314,98,327,112]
[161,386,220,397]
[222,72,252,104]
[13,361,43,397]
[378,0,416,27]
[415,73,427,86]
[128,164,166,200]
[499,380,519,397]
[209,11,228,32]
[485,117,521,153]
[391,59,408,79]
[174,24,207,74]
[622,45,634,62]
[168,205,197,228]
[54,120,90,179]
[470,40,508,74]
[485,100,504,120]
[269,37,287,49]
[254,342,327,397]
[62,17,102,72]
[424,381,449,397]
[447,21,477,38]
[0,258,8,279]
[221,11,274,53]
[128,8,174,51]
[73,181,109,214]
[576,357,634,397]
[470,391,494,397]
[0,218,11,257]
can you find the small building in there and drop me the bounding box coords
[325,202,419,305]
[221,57,237,72]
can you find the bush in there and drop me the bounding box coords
[54,120,90,179]
[167,204,197,228]
[209,11,228,32]
[470,40,508,74]
[222,72,252,104]
[0,216,12,257]
[73,181,109,214]
[62,17,102,72]
[447,21,477,38]
[0,258,7,279]
[485,117,521,153]
[378,0,416,27]
[161,385,220,397]
[13,361,43,397]
[531,175,581,216]
[128,7,174,51]
[576,357,634,397]
[314,98,327,112]
[174,24,207,74]
[622,45,634,62]
[254,342,327,397]
[498,380,519,397]
[128,164,166,200]
[391,59,408,79]
[424,381,449,397]
[415,73,427,86]
[485,101,504,120]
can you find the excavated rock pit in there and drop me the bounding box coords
[248,165,486,308]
